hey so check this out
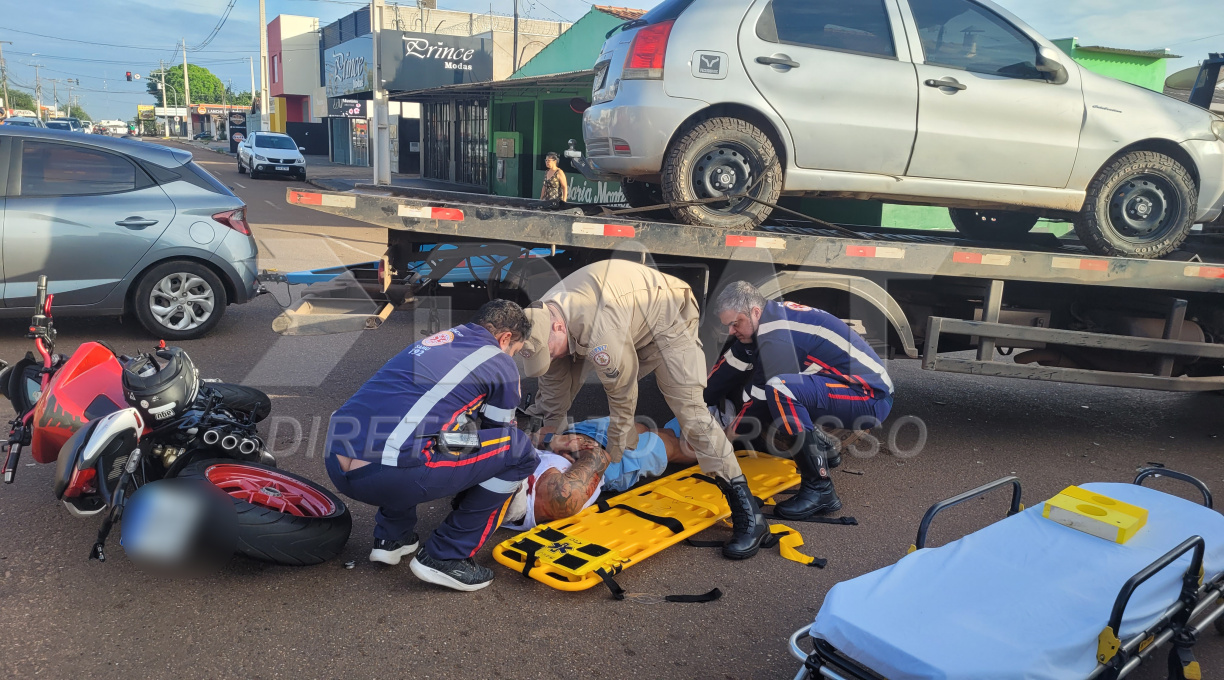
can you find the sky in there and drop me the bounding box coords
[0,0,1221,120]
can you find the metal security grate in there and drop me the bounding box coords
[422,102,452,182]
[454,99,488,187]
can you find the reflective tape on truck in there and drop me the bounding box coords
[1051,257,1108,272]
[573,222,636,238]
[726,235,786,249]
[398,205,464,221]
[288,191,356,208]
[846,245,905,259]
[953,252,1012,266]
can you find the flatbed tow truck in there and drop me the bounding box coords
[276,184,1224,393]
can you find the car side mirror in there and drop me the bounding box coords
[298,146,305,152]
[1036,47,1069,85]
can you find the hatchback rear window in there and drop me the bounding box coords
[20,141,140,196]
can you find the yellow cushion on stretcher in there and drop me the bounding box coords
[1042,486,1148,544]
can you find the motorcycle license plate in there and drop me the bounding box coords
[275,166,289,171]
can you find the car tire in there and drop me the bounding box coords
[949,208,1040,241]
[237,158,246,174]
[660,117,782,230]
[178,459,353,566]
[1074,151,1197,258]
[133,260,228,340]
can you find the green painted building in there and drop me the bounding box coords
[1052,38,1180,92]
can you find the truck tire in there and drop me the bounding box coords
[132,260,228,340]
[179,459,352,566]
[949,208,1040,242]
[1074,151,1196,258]
[660,117,782,230]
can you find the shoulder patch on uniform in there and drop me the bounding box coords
[421,330,455,347]
[784,301,813,312]
[589,344,611,367]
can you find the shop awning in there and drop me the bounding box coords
[388,69,596,103]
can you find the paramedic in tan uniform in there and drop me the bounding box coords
[517,259,769,559]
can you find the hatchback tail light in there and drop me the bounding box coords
[623,20,674,80]
[213,208,251,235]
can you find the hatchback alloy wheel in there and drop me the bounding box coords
[149,273,215,331]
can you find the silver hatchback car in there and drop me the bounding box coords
[0,128,260,339]
[579,0,1224,258]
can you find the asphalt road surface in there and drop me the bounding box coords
[0,141,1221,679]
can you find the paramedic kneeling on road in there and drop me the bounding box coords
[325,300,538,592]
[707,282,893,520]
[517,260,770,560]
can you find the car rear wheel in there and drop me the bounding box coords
[949,209,1040,241]
[1075,151,1197,258]
[133,260,228,340]
[660,117,782,230]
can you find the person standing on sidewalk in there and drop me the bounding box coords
[517,260,770,560]
[325,300,538,592]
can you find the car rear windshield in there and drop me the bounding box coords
[257,135,297,150]
[46,122,71,130]
[640,0,698,23]
[182,161,236,196]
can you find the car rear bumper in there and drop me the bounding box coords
[582,83,707,179]
[210,231,260,304]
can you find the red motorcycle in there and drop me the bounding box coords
[1,276,350,565]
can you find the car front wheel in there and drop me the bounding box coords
[237,157,246,174]
[133,260,228,340]
[660,117,782,229]
[1075,151,1197,258]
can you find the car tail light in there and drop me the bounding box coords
[63,466,97,498]
[213,208,251,235]
[623,20,674,80]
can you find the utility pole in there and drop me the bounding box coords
[258,0,270,131]
[33,64,42,120]
[182,38,192,136]
[512,0,520,71]
[0,42,11,117]
[372,0,391,184]
[159,60,169,137]
[50,79,58,118]
[248,56,256,107]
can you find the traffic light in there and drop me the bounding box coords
[126,72,132,82]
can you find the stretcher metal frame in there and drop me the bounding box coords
[788,469,1224,680]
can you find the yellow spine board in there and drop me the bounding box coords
[492,451,801,591]
[1042,486,1148,545]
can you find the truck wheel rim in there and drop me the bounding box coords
[204,463,335,518]
[149,273,214,331]
[1108,174,1178,241]
[691,141,758,214]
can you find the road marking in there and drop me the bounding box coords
[264,200,282,211]
[234,182,246,189]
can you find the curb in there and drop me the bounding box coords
[306,177,354,192]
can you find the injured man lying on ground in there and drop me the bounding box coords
[502,418,696,530]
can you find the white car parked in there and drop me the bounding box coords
[577,0,1224,258]
[237,132,307,180]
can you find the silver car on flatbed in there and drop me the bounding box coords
[579,0,1224,258]
[0,128,260,339]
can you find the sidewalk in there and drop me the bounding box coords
[175,137,461,193]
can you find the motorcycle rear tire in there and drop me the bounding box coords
[179,459,352,566]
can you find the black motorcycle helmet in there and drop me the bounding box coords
[123,347,200,424]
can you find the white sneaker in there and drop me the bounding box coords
[369,535,419,565]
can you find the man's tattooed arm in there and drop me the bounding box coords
[533,446,612,523]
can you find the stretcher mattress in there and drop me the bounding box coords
[810,482,1224,680]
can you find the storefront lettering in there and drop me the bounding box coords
[404,37,477,69]
[567,181,626,206]
[332,52,367,82]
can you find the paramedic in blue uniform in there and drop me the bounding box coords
[706,281,894,520]
[325,300,538,592]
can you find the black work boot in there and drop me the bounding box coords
[717,475,770,560]
[775,430,842,520]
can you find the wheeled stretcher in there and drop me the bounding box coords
[789,469,1224,680]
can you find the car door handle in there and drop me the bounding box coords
[756,55,800,69]
[925,78,967,91]
[115,217,158,229]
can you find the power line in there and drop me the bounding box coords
[0,27,179,52]
[189,0,238,51]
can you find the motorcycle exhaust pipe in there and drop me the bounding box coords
[220,434,239,451]
[202,429,221,446]
[238,438,258,456]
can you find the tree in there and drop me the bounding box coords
[4,89,36,112]
[147,64,228,105]
[66,103,91,120]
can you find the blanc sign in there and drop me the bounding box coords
[324,35,374,98]
[381,30,493,91]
